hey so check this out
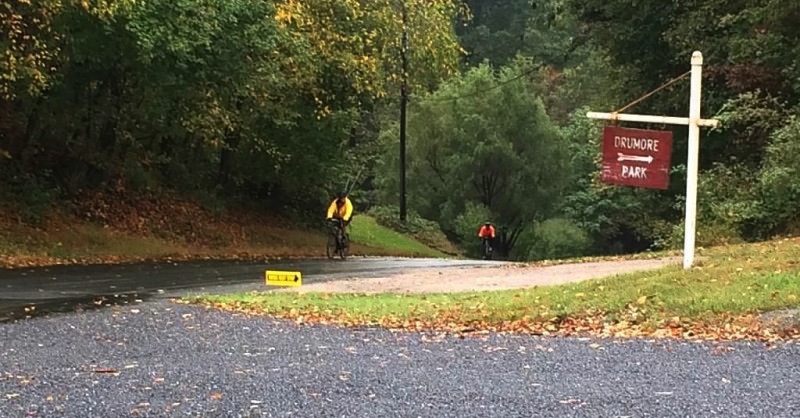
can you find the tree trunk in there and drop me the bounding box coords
[217,132,240,190]
[497,224,523,258]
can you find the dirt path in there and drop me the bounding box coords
[282,257,680,294]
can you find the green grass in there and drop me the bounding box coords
[0,210,450,268]
[349,215,448,258]
[195,237,800,333]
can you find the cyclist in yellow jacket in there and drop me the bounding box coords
[326,191,353,236]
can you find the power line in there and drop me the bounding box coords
[409,65,543,103]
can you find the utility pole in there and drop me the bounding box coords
[398,1,408,222]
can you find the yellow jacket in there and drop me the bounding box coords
[326,197,353,221]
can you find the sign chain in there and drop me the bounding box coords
[612,70,691,115]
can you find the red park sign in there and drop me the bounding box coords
[601,126,673,190]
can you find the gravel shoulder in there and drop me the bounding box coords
[278,257,680,294]
[1,301,798,418]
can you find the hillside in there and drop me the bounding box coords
[0,191,453,269]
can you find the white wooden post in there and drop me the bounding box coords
[586,51,720,270]
[683,51,704,269]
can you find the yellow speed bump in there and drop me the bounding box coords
[265,270,302,287]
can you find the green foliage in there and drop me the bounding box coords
[714,91,792,166]
[453,202,491,243]
[565,0,681,89]
[753,115,800,234]
[0,0,62,99]
[1,0,465,226]
[458,0,585,70]
[556,107,677,254]
[457,0,533,66]
[378,61,569,256]
[696,163,760,235]
[0,168,58,224]
[544,51,632,124]
[666,220,745,250]
[515,218,593,261]
[4,0,800,261]
[670,115,800,245]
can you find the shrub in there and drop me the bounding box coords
[666,220,745,250]
[452,202,492,257]
[755,115,800,235]
[0,169,59,224]
[453,202,491,242]
[517,218,593,261]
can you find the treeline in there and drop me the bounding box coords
[3,0,800,260]
[1,0,462,220]
[370,0,800,260]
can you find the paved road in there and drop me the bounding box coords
[2,259,797,417]
[0,257,504,322]
[1,301,797,418]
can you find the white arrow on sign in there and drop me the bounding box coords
[617,153,654,164]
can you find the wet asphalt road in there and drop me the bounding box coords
[1,301,798,418]
[2,259,799,417]
[0,257,504,322]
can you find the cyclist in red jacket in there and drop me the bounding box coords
[478,221,496,257]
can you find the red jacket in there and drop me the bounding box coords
[478,225,496,238]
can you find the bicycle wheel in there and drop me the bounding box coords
[326,234,337,259]
[339,235,349,260]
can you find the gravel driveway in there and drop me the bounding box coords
[280,258,679,294]
[1,300,798,418]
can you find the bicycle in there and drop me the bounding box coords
[481,237,493,260]
[326,218,349,260]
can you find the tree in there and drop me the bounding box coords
[1,0,469,217]
[0,0,63,100]
[378,61,569,255]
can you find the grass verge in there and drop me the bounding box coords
[192,237,800,342]
[0,199,449,268]
[348,215,448,258]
